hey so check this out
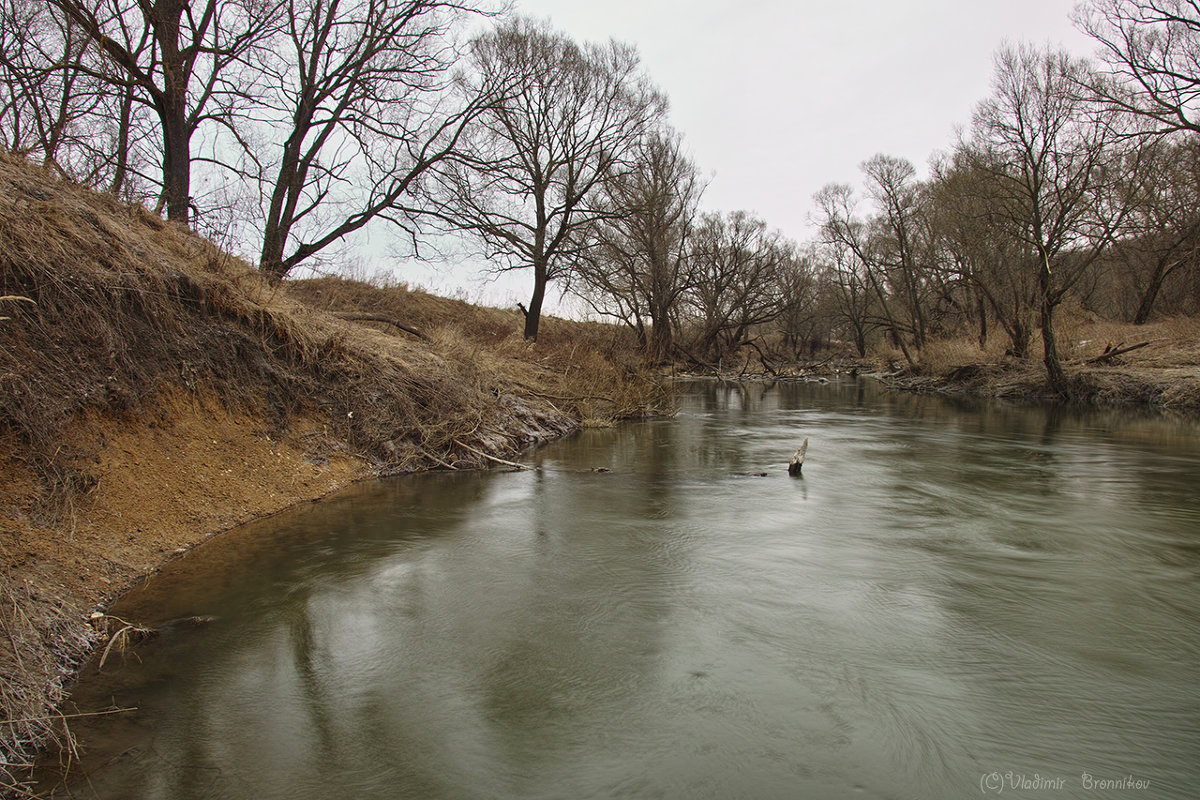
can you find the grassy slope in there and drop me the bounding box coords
[0,152,665,796]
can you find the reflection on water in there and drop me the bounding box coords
[40,380,1200,799]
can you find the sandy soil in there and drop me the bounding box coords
[0,392,367,795]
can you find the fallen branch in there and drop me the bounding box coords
[672,343,719,372]
[519,387,616,404]
[743,338,779,377]
[1085,339,1163,364]
[0,707,137,726]
[453,440,533,471]
[331,311,427,341]
[98,623,155,671]
[788,438,808,475]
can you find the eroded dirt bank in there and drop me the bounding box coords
[0,152,643,797]
[1,392,581,798]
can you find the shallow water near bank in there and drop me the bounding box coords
[40,379,1200,799]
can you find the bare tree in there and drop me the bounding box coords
[966,44,1135,394]
[683,210,790,360]
[255,0,495,282]
[813,237,878,358]
[1078,0,1200,136]
[861,154,939,349]
[930,151,1040,356]
[52,0,280,223]
[573,128,704,362]
[774,245,821,359]
[426,17,667,340]
[1111,137,1200,321]
[0,1,87,166]
[813,181,918,367]
[0,0,153,192]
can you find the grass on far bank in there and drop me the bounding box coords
[873,314,1200,406]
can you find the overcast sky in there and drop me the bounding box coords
[393,0,1096,309]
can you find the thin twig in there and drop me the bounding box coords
[453,440,533,471]
[517,386,616,404]
[0,707,137,725]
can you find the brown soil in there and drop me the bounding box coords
[0,392,368,795]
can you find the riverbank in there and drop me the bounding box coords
[874,320,1200,408]
[0,154,664,796]
[676,317,1200,410]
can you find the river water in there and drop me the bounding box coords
[40,380,1200,799]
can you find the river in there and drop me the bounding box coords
[38,379,1200,799]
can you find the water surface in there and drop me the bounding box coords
[43,380,1200,799]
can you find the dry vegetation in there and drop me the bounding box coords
[676,306,1199,410]
[0,152,669,796]
[875,312,1200,407]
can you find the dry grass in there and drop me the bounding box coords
[286,276,672,425]
[0,576,97,799]
[0,151,666,518]
[884,314,1200,406]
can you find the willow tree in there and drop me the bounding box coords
[966,45,1134,395]
[573,128,704,362]
[813,180,918,367]
[1113,137,1200,322]
[427,17,666,340]
[929,152,1040,356]
[1078,0,1200,136]
[684,210,792,360]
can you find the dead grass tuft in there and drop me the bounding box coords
[0,574,98,798]
[915,338,991,376]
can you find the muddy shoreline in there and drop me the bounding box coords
[0,391,577,798]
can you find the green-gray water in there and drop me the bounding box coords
[40,380,1200,799]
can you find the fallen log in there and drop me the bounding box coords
[331,311,428,341]
[454,439,533,471]
[1085,339,1163,364]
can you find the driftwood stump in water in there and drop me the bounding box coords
[788,438,808,476]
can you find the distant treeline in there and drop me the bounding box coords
[2,0,1198,391]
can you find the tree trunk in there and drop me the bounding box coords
[109,83,135,197]
[1039,259,1067,396]
[161,111,191,223]
[868,277,916,368]
[647,292,673,364]
[977,294,988,349]
[260,230,288,283]
[1132,254,1174,324]
[1041,299,1067,395]
[524,260,547,341]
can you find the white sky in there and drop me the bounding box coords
[386,0,1096,310]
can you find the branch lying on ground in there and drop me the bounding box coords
[330,311,428,340]
[743,338,779,377]
[1085,339,1164,364]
